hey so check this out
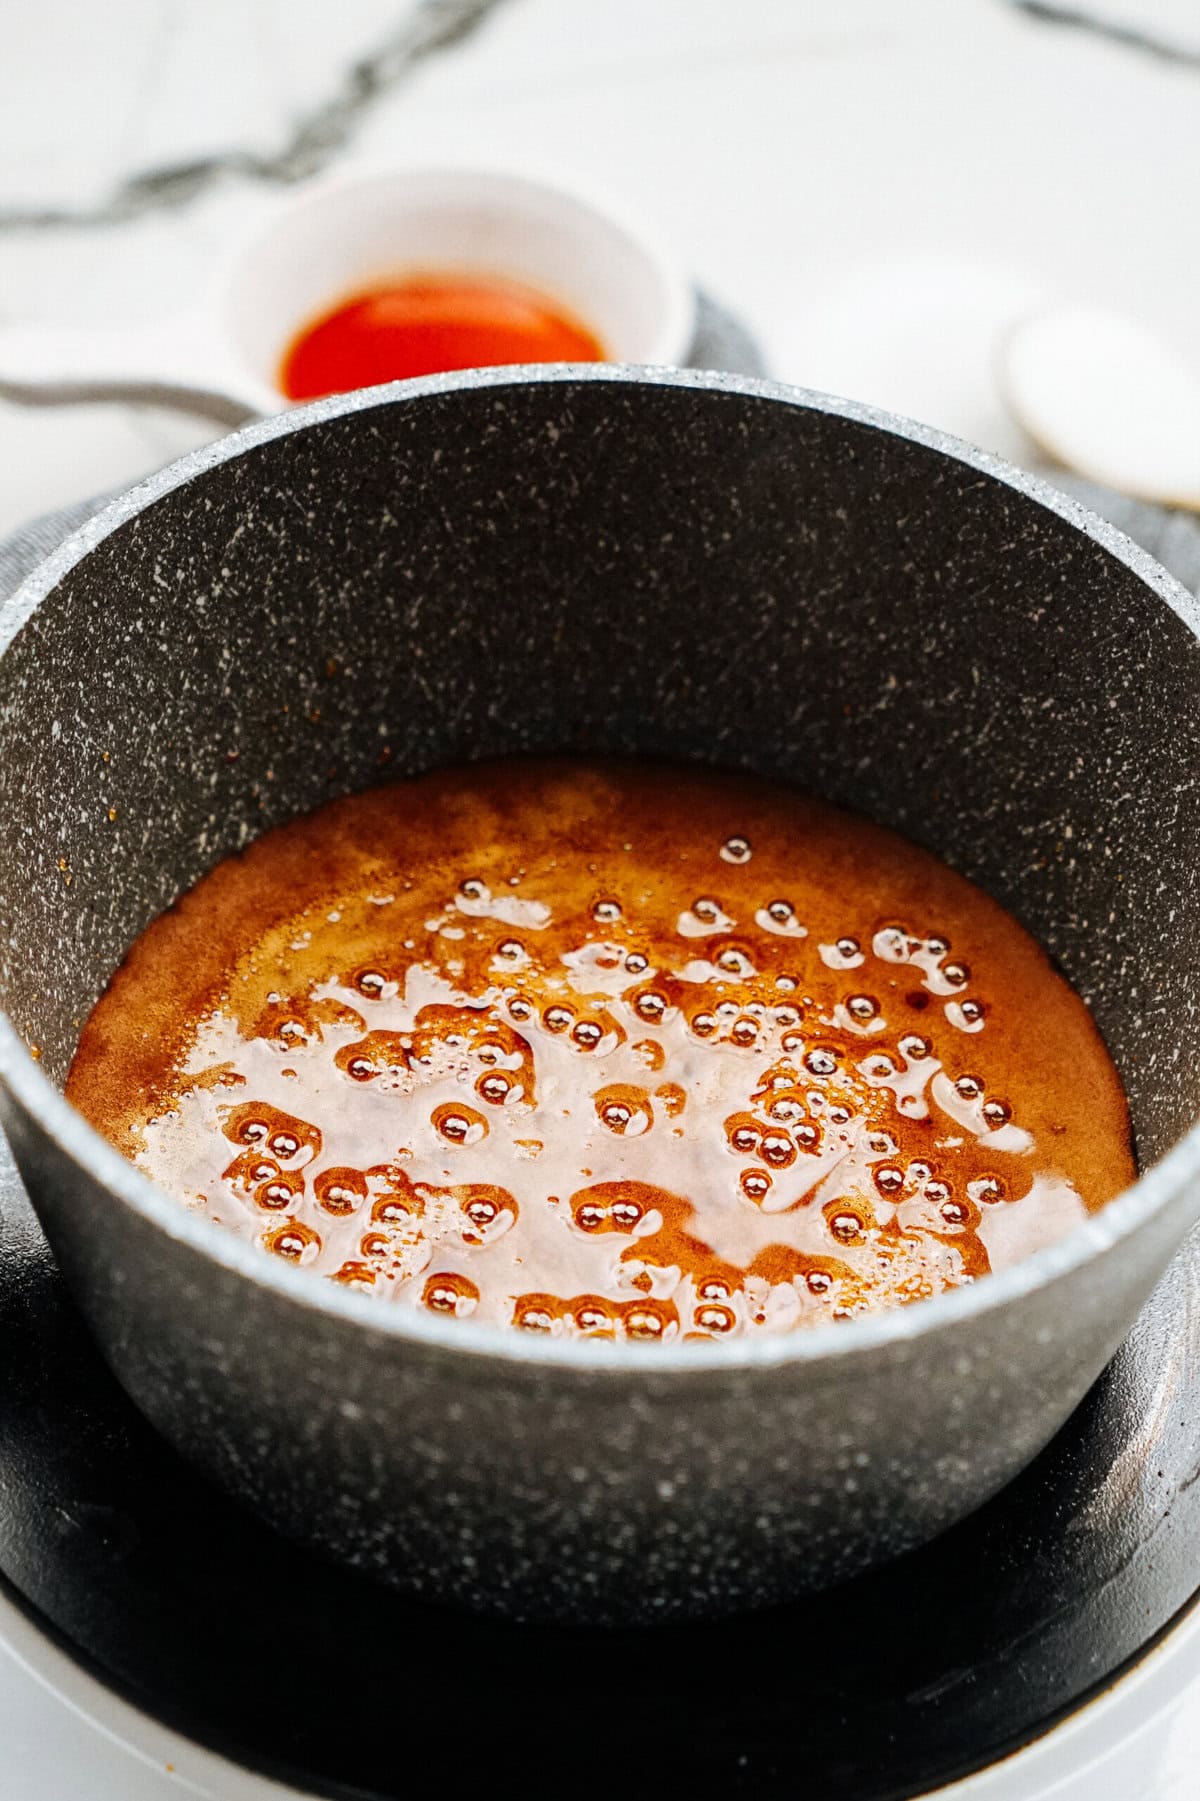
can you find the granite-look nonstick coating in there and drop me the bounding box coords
[0,368,1197,1627]
[3,375,1198,1139]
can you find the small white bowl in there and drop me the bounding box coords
[0,166,696,424]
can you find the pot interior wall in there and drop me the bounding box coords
[0,379,1197,1168]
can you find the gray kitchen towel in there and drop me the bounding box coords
[0,496,106,603]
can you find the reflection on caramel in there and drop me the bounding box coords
[67,761,1135,1341]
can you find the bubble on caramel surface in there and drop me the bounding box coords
[67,761,1135,1342]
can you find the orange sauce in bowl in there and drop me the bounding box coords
[279,272,605,400]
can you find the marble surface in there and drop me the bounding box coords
[2,0,1200,537]
[0,0,1197,1792]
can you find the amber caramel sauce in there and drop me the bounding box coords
[67,762,1134,1342]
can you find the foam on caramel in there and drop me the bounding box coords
[67,761,1135,1341]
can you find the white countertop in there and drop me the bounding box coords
[0,1,1197,1792]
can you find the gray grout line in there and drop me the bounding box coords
[0,0,514,234]
[1005,0,1200,70]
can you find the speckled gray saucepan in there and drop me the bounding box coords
[0,367,1197,1627]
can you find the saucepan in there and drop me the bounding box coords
[0,366,1196,1625]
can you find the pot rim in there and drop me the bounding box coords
[2,362,1198,1374]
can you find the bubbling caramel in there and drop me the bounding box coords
[67,761,1134,1342]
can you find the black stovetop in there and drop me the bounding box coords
[1,1142,1198,1801]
